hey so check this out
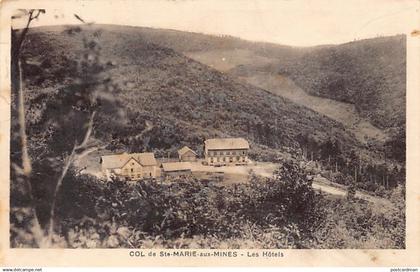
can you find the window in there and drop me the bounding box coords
[236,156,240,161]
[131,168,134,172]
[223,157,226,162]
[229,157,233,162]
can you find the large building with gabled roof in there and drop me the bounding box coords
[204,137,250,166]
[100,152,160,180]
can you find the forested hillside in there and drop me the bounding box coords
[10,23,406,249]
[15,26,405,196]
[265,35,406,130]
[59,25,406,161]
[20,27,360,159]
[61,25,405,131]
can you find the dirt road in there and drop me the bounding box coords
[196,160,392,206]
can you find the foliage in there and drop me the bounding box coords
[296,132,405,195]
[19,27,360,156]
[312,187,405,249]
[98,25,405,132]
[10,20,123,246]
[11,161,405,249]
[384,127,406,163]
[273,36,406,131]
[17,27,406,197]
[13,161,320,248]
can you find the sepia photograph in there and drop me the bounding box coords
[1,0,417,258]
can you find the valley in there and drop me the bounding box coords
[185,48,390,144]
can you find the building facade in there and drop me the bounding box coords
[204,138,250,166]
[100,152,161,180]
[178,146,197,162]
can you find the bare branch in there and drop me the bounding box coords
[11,163,24,176]
[74,14,86,23]
[13,10,33,56]
[75,111,96,150]
[76,144,107,160]
[18,59,32,177]
[12,9,45,58]
[32,9,45,21]
[47,149,76,242]
[47,111,99,243]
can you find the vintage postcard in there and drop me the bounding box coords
[0,0,419,267]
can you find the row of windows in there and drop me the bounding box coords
[210,156,246,163]
[208,150,246,156]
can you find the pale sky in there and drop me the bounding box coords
[9,0,420,46]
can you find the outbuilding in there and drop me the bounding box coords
[177,146,197,162]
[161,162,192,177]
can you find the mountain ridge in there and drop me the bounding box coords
[67,25,404,132]
[21,26,364,160]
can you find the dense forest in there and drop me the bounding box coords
[78,25,405,131]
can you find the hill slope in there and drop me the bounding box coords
[243,35,406,130]
[181,34,406,132]
[21,26,363,162]
[70,25,404,134]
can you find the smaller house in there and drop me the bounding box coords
[161,162,192,177]
[177,146,197,162]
